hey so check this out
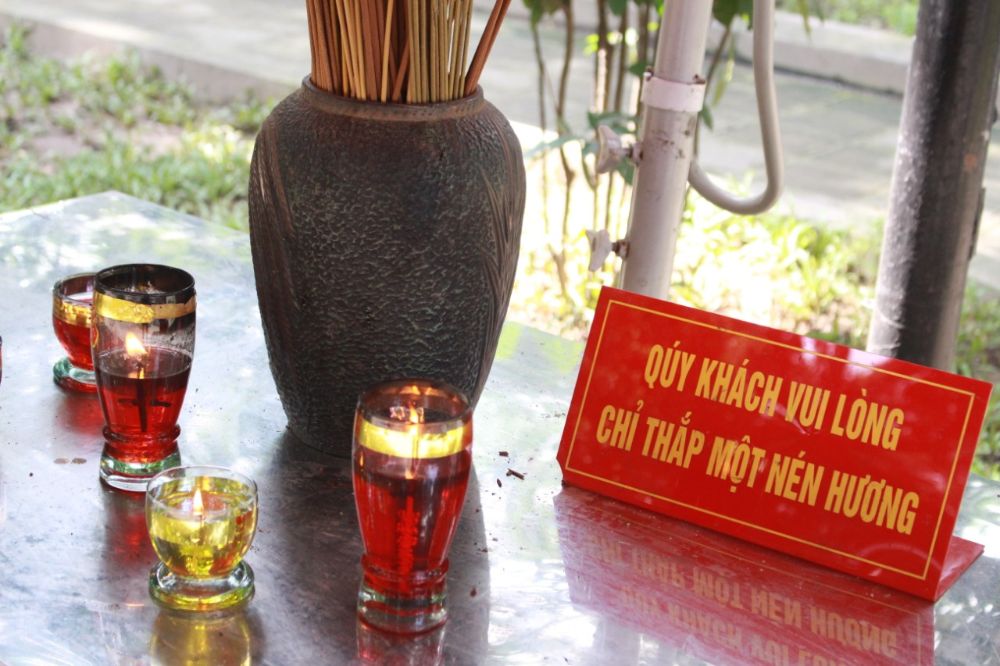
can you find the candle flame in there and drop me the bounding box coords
[192,486,205,518]
[125,332,147,358]
[389,403,425,424]
[404,403,423,479]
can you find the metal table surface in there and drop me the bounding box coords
[0,192,998,665]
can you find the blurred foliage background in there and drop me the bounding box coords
[0,4,995,477]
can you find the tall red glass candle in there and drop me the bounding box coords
[52,272,97,392]
[353,379,473,634]
[93,264,196,492]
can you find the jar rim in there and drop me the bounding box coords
[299,77,486,122]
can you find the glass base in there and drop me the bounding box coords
[357,575,447,634]
[53,357,97,393]
[356,617,446,663]
[149,561,255,613]
[100,448,181,493]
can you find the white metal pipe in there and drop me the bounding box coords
[620,0,714,298]
[688,0,784,214]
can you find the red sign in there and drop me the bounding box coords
[557,287,992,600]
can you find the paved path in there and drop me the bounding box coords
[1,0,998,289]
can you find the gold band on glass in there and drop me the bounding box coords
[52,295,92,327]
[93,292,196,324]
[357,418,467,459]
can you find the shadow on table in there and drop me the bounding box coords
[55,388,104,436]
[553,487,934,665]
[100,485,155,579]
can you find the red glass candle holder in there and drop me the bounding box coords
[93,264,196,492]
[353,379,473,634]
[52,272,97,392]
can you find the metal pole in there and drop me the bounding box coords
[619,0,713,298]
[867,0,1000,370]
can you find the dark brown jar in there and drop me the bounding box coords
[248,80,525,456]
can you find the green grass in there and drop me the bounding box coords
[957,287,1000,477]
[0,24,267,230]
[780,0,920,36]
[672,193,878,348]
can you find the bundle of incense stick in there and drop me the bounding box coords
[306,0,511,103]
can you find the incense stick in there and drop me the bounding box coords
[465,0,511,96]
[380,0,395,102]
[307,0,508,103]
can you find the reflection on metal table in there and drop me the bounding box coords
[0,192,997,664]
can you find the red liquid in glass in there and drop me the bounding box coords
[53,293,93,370]
[95,346,191,462]
[353,447,471,599]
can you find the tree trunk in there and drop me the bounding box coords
[867,0,1000,370]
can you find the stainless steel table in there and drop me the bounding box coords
[0,192,997,665]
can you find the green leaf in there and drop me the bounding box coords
[794,0,813,35]
[525,133,580,159]
[715,0,753,28]
[741,0,754,28]
[608,0,628,16]
[617,159,635,186]
[711,43,735,106]
[712,0,739,26]
[628,60,649,77]
[523,0,561,25]
[586,110,636,132]
[699,105,714,131]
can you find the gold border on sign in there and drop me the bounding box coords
[564,298,980,583]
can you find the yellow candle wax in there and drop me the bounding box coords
[147,477,257,579]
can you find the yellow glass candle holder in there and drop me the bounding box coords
[145,466,258,612]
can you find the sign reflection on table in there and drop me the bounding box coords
[554,487,932,665]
